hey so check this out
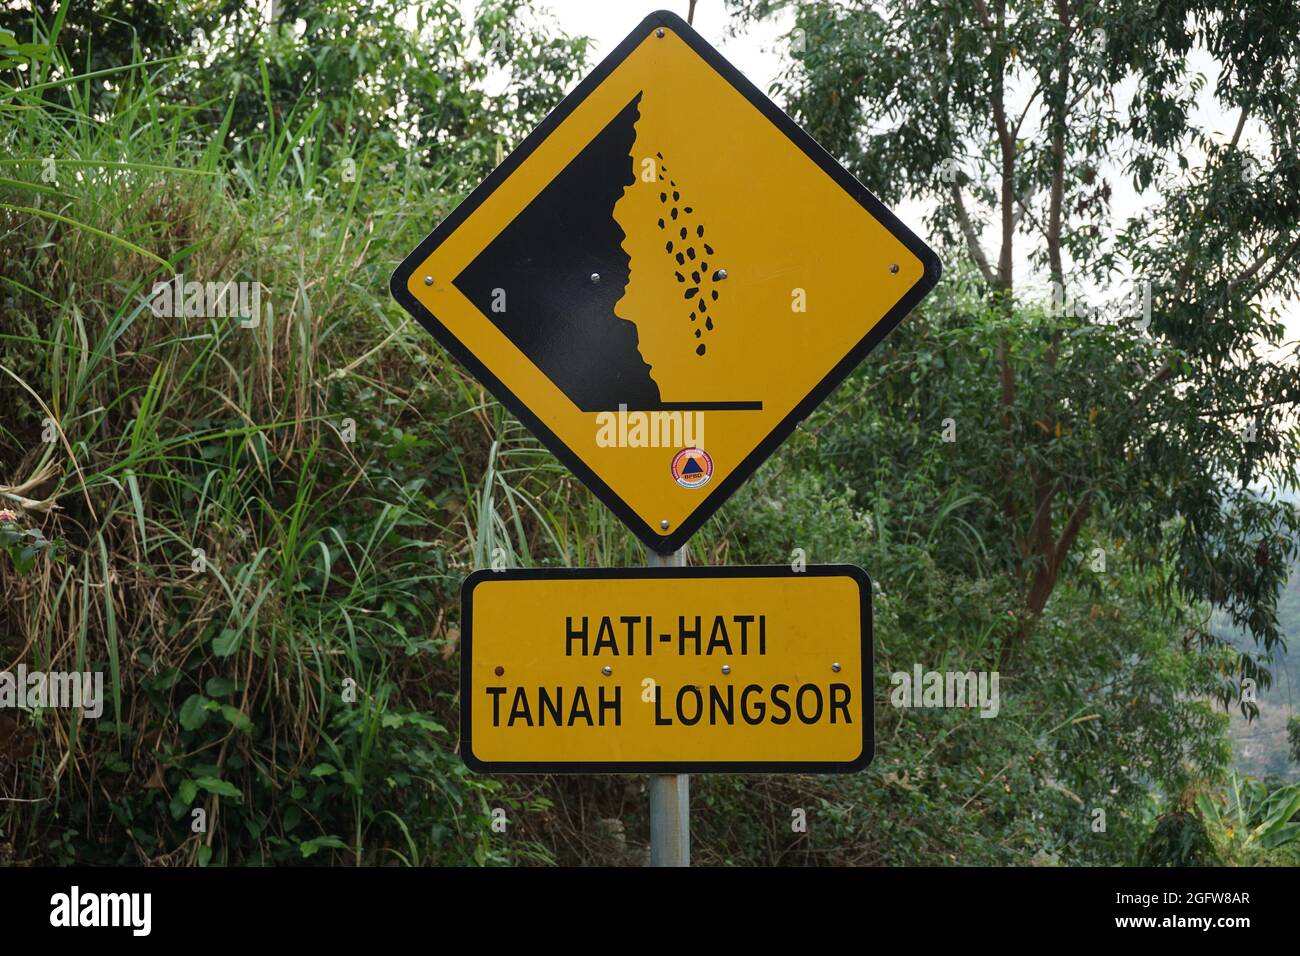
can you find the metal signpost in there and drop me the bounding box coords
[392,10,939,866]
[645,546,688,866]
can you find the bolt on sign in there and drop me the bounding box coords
[461,566,872,772]
[391,10,940,552]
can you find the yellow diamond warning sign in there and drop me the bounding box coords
[460,566,872,773]
[391,10,940,551]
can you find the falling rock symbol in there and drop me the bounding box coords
[653,151,725,358]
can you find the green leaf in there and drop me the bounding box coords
[151,668,183,691]
[103,752,129,773]
[299,835,347,858]
[179,778,198,804]
[309,762,337,778]
[1259,823,1300,850]
[220,704,252,732]
[405,713,447,733]
[193,776,242,799]
[2,204,173,270]
[1252,785,1300,842]
[205,676,237,697]
[179,694,210,731]
[1194,792,1221,825]
[212,628,241,657]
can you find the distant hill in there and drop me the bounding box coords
[1226,555,1299,781]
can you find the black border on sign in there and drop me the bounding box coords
[390,10,941,553]
[459,564,874,774]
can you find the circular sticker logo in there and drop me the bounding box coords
[671,447,713,489]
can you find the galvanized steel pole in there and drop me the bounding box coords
[646,545,689,866]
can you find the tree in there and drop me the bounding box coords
[729,0,1300,693]
[0,1,201,81]
[3,1,589,192]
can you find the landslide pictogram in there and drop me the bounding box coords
[454,94,656,412]
[453,93,756,412]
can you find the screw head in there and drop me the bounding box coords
[494,665,505,677]
[712,268,728,281]
[590,272,600,284]
[655,28,665,38]
[721,664,732,675]
[423,276,434,286]
[601,665,612,676]
[889,263,900,274]
[831,662,842,673]
[660,519,670,529]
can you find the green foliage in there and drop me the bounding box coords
[1138,809,1222,867]
[728,0,1300,700]
[0,0,580,866]
[3,0,1298,869]
[1195,771,1300,858]
[0,515,56,573]
[1,1,589,195]
[665,347,1232,866]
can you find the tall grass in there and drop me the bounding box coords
[0,25,593,865]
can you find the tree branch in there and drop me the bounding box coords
[1013,182,1044,233]
[1230,231,1300,294]
[1175,105,1253,297]
[1046,0,1071,288]
[1010,83,1044,141]
[1196,395,1300,420]
[951,184,997,285]
[1229,105,1249,150]
[1025,494,1093,618]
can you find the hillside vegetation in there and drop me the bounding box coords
[3,1,1300,866]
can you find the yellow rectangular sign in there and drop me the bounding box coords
[461,566,872,773]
